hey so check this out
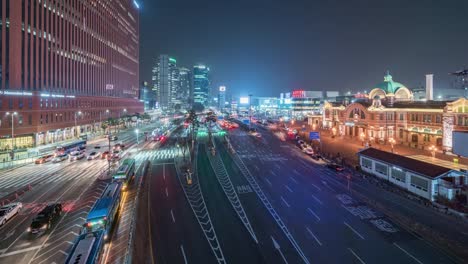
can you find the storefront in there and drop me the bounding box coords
[0,134,35,151]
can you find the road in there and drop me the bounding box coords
[0,123,160,264]
[222,124,461,264]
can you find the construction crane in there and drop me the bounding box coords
[449,68,468,98]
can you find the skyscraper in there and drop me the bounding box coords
[218,86,226,110]
[0,0,142,149]
[178,67,192,109]
[152,55,179,110]
[193,65,210,107]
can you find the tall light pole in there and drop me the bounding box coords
[6,112,18,150]
[135,129,139,144]
[389,137,396,153]
[74,111,82,138]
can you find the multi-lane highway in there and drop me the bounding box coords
[0,123,160,264]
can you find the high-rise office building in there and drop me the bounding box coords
[0,0,142,149]
[218,86,226,110]
[193,65,210,107]
[152,55,179,110]
[178,67,192,109]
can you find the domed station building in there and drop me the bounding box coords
[322,72,468,152]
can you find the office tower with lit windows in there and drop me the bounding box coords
[0,0,143,149]
[178,67,192,109]
[152,55,180,110]
[193,64,210,107]
[218,86,226,110]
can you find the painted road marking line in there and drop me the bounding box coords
[280,196,291,208]
[310,183,322,191]
[307,208,320,221]
[306,227,322,246]
[293,170,300,176]
[285,185,293,193]
[14,242,32,248]
[271,236,288,264]
[311,194,323,205]
[348,248,366,264]
[171,209,176,223]
[270,170,277,176]
[0,244,48,258]
[180,244,188,264]
[393,243,424,264]
[166,187,169,197]
[265,178,272,186]
[290,177,298,184]
[344,222,365,240]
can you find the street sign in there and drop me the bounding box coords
[242,119,250,125]
[309,131,320,140]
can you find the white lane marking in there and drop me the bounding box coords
[393,243,424,264]
[0,244,47,258]
[271,236,289,264]
[14,242,31,248]
[311,194,323,205]
[310,183,322,191]
[180,244,188,264]
[280,196,291,208]
[344,221,365,240]
[270,170,277,176]
[307,208,320,221]
[348,248,366,264]
[166,187,169,197]
[285,185,293,193]
[265,178,272,186]
[289,177,298,184]
[171,209,176,223]
[306,227,322,246]
[293,170,300,176]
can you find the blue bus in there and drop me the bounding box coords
[65,230,105,264]
[56,139,87,155]
[83,182,122,240]
[113,158,136,191]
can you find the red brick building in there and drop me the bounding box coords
[0,0,143,149]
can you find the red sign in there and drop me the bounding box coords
[292,90,305,98]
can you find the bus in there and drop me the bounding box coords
[65,230,105,264]
[83,182,122,240]
[113,158,135,191]
[56,140,87,155]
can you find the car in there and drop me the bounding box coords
[35,154,54,164]
[101,151,110,159]
[28,204,62,234]
[87,151,100,160]
[94,145,101,149]
[78,145,86,150]
[311,154,322,160]
[52,154,68,163]
[69,152,85,161]
[326,163,345,172]
[110,136,118,141]
[0,202,22,226]
[297,139,305,145]
[303,147,314,155]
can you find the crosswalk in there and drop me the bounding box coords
[133,147,181,163]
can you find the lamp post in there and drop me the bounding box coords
[389,137,396,153]
[6,112,18,150]
[74,111,82,138]
[429,145,437,159]
[248,94,253,129]
[135,129,139,144]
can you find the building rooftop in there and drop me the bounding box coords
[388,100,450,109]
[359,148,451,179]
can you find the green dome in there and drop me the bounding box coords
[374,71,405,94]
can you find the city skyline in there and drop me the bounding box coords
[139,0,468,97]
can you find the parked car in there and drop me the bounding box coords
[35,154,54,164]
[28,204,62,234]
[0,202,22,226]
[326,163,345,172]
[87,151,100,160]
[52,154,68,163]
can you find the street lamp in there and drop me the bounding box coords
[6,112,18,150]
[74,111,82,138]
[429,145,437,159]
[389,137,396,153]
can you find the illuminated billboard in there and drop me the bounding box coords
[219,86,226,92]
[240,97,249,104]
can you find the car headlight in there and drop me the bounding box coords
[41,224,48,229]
[27,227,31,232]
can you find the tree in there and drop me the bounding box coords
[192,102,205,113]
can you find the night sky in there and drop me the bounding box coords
[139,0,468,98]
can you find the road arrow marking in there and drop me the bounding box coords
[271,236,288,264]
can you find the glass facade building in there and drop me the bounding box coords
[152,55,179,110]
[193,65,210,107]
